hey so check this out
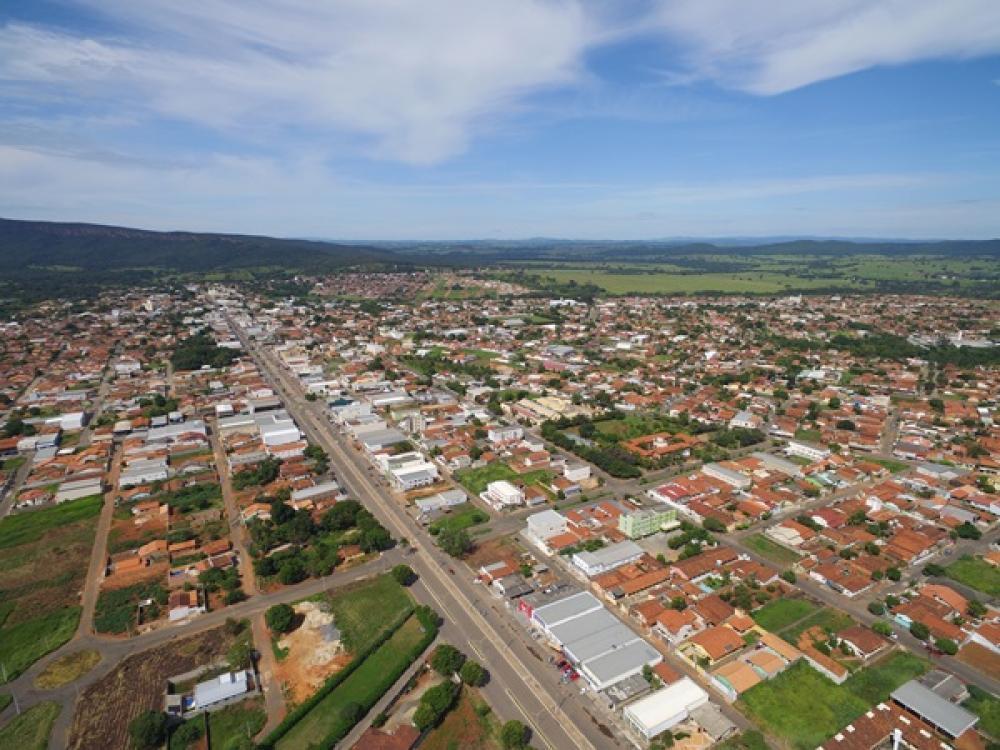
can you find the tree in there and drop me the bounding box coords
[431,644,466,676]
[392,564,416,586]
[459,660,488,686]
[438,527,472,557]
[413,681,459,731]
[910,621,930,641]
[266,603,296,634]
[278,559,307,585]
[923,563,945,577]
[702,517,726,533]
[780,570,797,584]
[968,599,987,619]
[935,637,958,655]
[955,523,982,540]
[500,720,530,750]
[227,640,253,670]
[872,620,893,637]
[323,500,362,531]
[868,601,886,616]
[129,710,168,749]
[885,567,901,582]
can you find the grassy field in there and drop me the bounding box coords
[841,651,929,705]
[945,556,1000,597]
[325,574,413,653]
[716,730,770,750]
[743,534,802,566]
[781,607,855,645]
[208,698,266,749]
[429,503,490,535]
[0,607,81,684]
[751,599,818,633]
[741,661,868,750]
[34,649,101,689]
[421,686,501,750]
[0,693,11,713]
[741,652,928,749]
[94,579,167,634]
[454,463,551,495]
[963,685,1000,740]
[868,457,910,473]
[276,615,428,749]
[0,495,102,549]
[0,700,61,750]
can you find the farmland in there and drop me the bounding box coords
[0,495,103,682]
[67,624,242,750]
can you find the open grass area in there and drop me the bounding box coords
[0,693,11,713]
[841,651,929,705]
[743,534,802,566]
[963,685,1000,740]
[0,607,81,684]
[34,649,101,689]
[751,599,818,633]
[945,555,1000,597]
[0,495,102,550]
[0,700,60,750]
[275,615,429,750]
[325,574,413,653]
[94,579,167,634]
[868,457,910,474]
[781,607,855,645]
[421,686,501,750]
[428,503,490,536]
[454,463,551,495]
[208,698,266,749]
[741,661,868,750]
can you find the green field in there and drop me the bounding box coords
[945,556,1000,597]
[781,607,855,645]
[868,457,910,474]
[741,652,929,750]
[0,700,60,750]
[325,574,413,653]
[454,463,551,495]
[0,495,102,549]
[743,534,803,566]
[751,599,818,633]
[208,698,266,748]
[276,615,429,749]
[963,685,1000,740]
[0,608,82,684]
[0,693,11,713]
[429,503,490,535]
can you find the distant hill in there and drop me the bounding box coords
[0,217,396,276]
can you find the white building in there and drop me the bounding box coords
[786,440,830,462]
[702,463,752,490]
[572,540,644,578]
[482,480,524,511]
[622,678,710,740]
[525,509,568,551]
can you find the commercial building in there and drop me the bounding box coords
[482,480,524,510]
[622,678,709,740]
[572,540,644,577]
[890,680,978,739]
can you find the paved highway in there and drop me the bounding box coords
[232,321,614,750]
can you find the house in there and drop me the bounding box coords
[837,625,890,663]
[622,678,709,740]
[683,626,744,665]
[168,590,205,621]
[191,670,255,711]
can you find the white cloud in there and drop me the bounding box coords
[0,1,596,164]
[651,0,1000,94]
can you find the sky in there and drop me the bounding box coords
[1,0,1000,240]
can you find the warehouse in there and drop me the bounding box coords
[533,591,662,692]
[623,677,709,740]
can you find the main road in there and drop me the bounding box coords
[230,319,612,750]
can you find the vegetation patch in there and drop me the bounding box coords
[781,607,855,645]
[325,574,413,653]
[94,580,168,634]
[743,534,803,565]
[208,698,266,749]
[751,599,818,633]
[0,495,102,550]
[428,503,490,536]
[421,686,501,750]
[34,649,102,689]
[0,700,61,750]
[0,607,81,684]
[945,556,1000,597]
[963,685,1000,740]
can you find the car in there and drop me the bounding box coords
[568,669,580,681]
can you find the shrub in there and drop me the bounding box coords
[265,603,296,634]
[130,710,168,749]
[909,621,930,641]
[935,638,958,655]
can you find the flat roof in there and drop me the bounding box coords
[623,677,708,730]
[582,639,661,686]
[574,540,643,570]
[890,680,978,738]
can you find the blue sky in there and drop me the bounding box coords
[1,0,999,240]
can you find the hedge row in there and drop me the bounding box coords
[316,608,440,747]
[259,605,438,749]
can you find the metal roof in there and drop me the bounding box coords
[193,670,250,708]
[890,680,978,738]
[533,591,602,629]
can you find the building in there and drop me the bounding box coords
[622,678,709,739]
[786,439,831,462]
[889,680,978,739]
[572,540,644,577]
[192,670,254,711]
[702,463,752,490]
[482,480,524,510]
[618,508,678,539]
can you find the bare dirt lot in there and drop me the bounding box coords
[67,625,238,750]
[271,600,350,704]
